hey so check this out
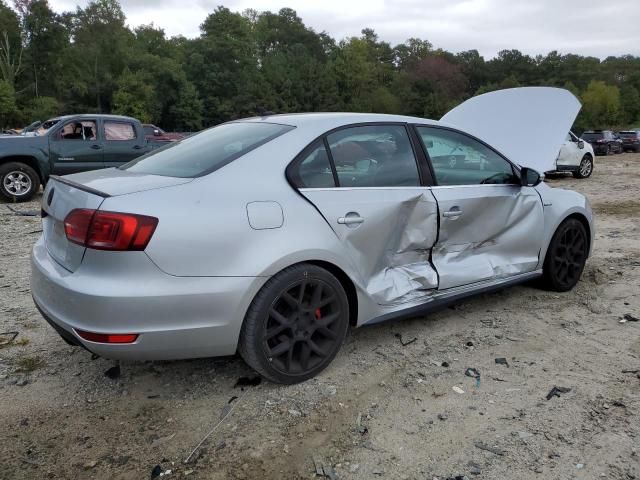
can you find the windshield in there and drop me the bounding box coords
[35,118,61,136]
[121,122,295,178]
[619,132,637,138]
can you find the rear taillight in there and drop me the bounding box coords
[76,330,138,344]
[64,209,158,251]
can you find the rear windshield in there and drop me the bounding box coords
[121,122,294,178]
[619,131,638,138]
[582,132,603,140]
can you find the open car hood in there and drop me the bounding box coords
[441,87,581,173]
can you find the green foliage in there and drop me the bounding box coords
[2,0,640,132]
[580,81,621,128]
[23,96,59,122]
[0,78,15,125]
[112,69,157,122]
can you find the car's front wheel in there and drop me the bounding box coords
[573,154,593,179]
[238,264,350,384]
[542,218,589,292]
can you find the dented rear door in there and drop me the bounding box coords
[294,124,439,305]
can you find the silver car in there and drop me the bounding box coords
[31,88,594,384]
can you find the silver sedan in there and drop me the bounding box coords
[31,88,594,384]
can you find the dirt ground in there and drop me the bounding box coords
[0,153,639,480]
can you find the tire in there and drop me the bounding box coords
[541,218,589,292]
[0,162,40,202]
[238,263,350,384]
[573,154,593,179]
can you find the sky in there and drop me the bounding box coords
[48,0,638,59]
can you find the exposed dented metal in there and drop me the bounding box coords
[301,188,439,304]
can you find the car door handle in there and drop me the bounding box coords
[133,145,143,150]
[443,208,463,218]
[91,144,102,150]
[337,215,364,225]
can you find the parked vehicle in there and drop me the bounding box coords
[142,124,185,142]
[31,88,593,384]
[618,131,640,152]
[0,115,163,202]
[581,130,623,155]
[553,131,595,178]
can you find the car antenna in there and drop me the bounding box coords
[256,106,275,118]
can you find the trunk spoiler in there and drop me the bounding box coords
[49,175,111,198]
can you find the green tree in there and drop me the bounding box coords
[0,78,16,126]
[580,80,621,128]
[112,68,156,122]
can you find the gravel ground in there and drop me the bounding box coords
[0,154,639,480]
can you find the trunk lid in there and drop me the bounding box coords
[41,169,192,272]
[41,178,105,272]
[441,87,581,174]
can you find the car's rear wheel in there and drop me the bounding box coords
[573,154,593,179]
[542,218,588,292]
[0,162,40,202]
[238,264,350,384]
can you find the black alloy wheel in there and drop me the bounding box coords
[238,264,349,384]
[542,218,589,292]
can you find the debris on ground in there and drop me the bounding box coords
[104,364,121,380]
[5,205,39,217]
[184,382,258,463]
[394,333,417,346]
[313,457,338,479]
[234,376,262,388]
[151,465,162,479]
[0,331,19,346]
[464,368,481,387]
[620,313,639,323]
[452,386,465,394]
[546,386,572,400]
[430,359,450,368]
[495,357,509,367]
[474,441,505,456]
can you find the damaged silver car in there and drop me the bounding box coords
[31,87,594,384]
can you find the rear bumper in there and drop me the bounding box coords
[591,144,608,155]
[30,236,267,360]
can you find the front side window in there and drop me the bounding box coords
[416,126,518,186]
[105,122,136,141]
[122,122,294,178]
[326,125,420,187]
[59,120,97,141]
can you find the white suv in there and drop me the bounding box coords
[553,131,595,179]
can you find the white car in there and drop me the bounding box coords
[553,131,594,179]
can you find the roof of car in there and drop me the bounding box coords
[237,112,440,129]
[52,114,139,122]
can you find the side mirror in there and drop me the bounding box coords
[520,167,542,187]
[578,140,584,149]
[153,129,161,136]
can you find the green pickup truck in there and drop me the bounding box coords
[0,114,164,202]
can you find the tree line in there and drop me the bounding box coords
[0,0,638,133]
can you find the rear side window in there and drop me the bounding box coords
[327,125,420,187]
[122,122,294,178]
[289,140,335,188]
[105,122,136,141]
[582,133,603,140]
